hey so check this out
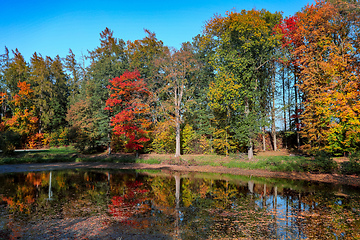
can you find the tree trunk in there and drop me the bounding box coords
[108,121,111,155]
[272,104,277,151]
[245,98,253,160]
[248,142,253,160]
[294,74,300,150]
[282,67,287,133]
[262,127,266,151]
[175,106,181,158]
[271,61,277,151]
[273,129,277,151]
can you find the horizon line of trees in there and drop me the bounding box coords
[0,0,359,158]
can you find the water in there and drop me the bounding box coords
[0,169,359,239]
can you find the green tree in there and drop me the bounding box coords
[126,29,166,83]
[65,49,82,103]
[49,55,69,130]
[126,30,168,125]
[0,47,10,119]
[29,52,52,133]
[202,9,282,159]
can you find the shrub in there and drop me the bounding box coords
[181,124,196,154]
[27,133,44,149]
[48,127,70,147]
[151,120,175,154]
[0,130,21,155]
[341,151,360,175]
[199,135,212,154]
[300,151,338,173]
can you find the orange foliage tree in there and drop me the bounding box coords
[105,70,151,152]
[289,0,360,153]
[4,81,39,148]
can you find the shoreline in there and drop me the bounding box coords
[1,161,360,187]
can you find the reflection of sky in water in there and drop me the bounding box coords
[255,195,306,239]
[0,170,359,239]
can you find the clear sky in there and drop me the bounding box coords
[1,0,314,62]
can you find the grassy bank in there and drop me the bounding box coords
[0,147,78,165]
[0,147,357,175]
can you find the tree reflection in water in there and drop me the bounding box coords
[0,170,360,239]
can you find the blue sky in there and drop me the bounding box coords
[1,0,314,62]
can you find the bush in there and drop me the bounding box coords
[151,121,176,154]
[181,124,195,154]
[0,130,21,155]
[199,135,212,154]
[341,151,360,175]
[300,151,338,173]
[28,133,45,149]
[48,127,70,147]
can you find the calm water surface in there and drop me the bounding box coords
[0,169,359,239]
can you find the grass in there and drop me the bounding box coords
[243,155,309,172]
[0,146,78,165]
[0,147,346,175]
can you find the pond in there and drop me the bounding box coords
[0,169,359,239]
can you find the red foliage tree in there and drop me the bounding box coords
[105,70,151,151]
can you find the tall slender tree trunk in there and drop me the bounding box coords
[175,88,181,158]
[271,64,277,151]
[175,114,181,158]
[282,67,286,132]
[282,67,287,149]
[294,73,300,150]
[245,98,253,160]
[248,139,253,160]
[262,127,266,151]
[288,75,291,132]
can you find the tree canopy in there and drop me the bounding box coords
[1,0,359,157]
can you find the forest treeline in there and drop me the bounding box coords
[0,0,359,158]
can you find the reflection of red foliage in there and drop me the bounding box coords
[108,181,150,226]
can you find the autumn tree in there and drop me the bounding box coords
[0,49,38,150]
[105,70,151,152]
[5,81,38,147]
[202,9,282,158]
[3,49,29,98]
[155,43,199,158]
[275,14,303,149]
[290,0,360,154]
